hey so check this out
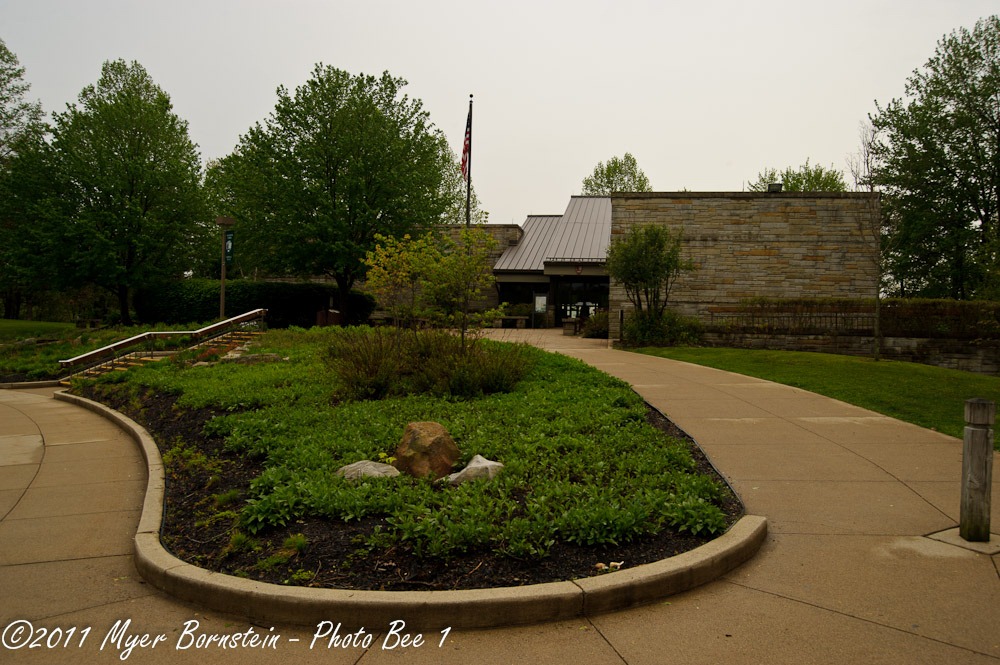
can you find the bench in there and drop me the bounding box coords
[562,318,581,335]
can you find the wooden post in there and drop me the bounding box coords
[960,398,994,542]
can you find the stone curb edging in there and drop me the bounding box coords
[1,380,64,389]
[54,390,768,631]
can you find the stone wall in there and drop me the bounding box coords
[609,192,879,339]
[440,223,522,265]
[703,331,1000,376]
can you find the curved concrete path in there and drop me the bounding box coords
[1,330,999,663]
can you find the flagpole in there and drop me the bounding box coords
[465,94,473,227]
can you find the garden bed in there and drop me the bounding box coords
[75,328,742,591]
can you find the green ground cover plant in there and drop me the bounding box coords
[104,327,731,562]
[636,347,1000,449]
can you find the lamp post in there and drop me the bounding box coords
[216,216,235,319]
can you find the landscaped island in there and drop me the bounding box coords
[76,327,740,590]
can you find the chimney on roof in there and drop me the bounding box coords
[767,183,783,193]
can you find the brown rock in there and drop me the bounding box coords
[392,422,460,480]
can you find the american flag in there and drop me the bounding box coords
[460,102,471,181]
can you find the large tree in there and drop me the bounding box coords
[0,38,42,166]
[214,65,455,315]
[871,15,1000,299]
[746,159,847,192]
[581,152,652,195]
[0,135,65,319]
[50,59,206,324]
[0,38,47,318]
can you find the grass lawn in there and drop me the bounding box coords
[0,320,77,341]
[0,320,202,381]
[635,346,1000,448]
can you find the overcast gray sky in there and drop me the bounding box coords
[1,1,996,224]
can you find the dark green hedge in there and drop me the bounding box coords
[134,279,375,328]
[707,298,1000,339]
[881,299,1000,338]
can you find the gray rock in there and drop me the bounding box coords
[444,454,504,486]
[336,460,400,481]
[224,352,283,364]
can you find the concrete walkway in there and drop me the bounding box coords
[2,330,999,663]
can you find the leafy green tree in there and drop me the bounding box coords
[0,135,64,319]
[0,38,47,318]
[364,227,501,350]
[214,65,455,317]
[50,59,206,324]
[607,224,693,318]
[871,15,1000,299]
[746,159,847,192]
[581,152,652,195]
[363,232,442,330]
[0,38,42,166]
[422,227,503,350]
[607,224,696,346]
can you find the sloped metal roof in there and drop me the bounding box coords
[493,196,611,273]
[544,196,611,264]
[492,215,562,272]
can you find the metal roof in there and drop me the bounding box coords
[544,196,611,264]
[492,215,562,272]
[493,196,611,273]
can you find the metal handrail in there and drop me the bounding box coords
[58,309,268,369]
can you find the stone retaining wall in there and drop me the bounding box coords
[609,193,879,339]
[703,331,1000,375]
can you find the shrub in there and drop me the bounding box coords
[506,302,534,317]
[581,311,609,339]
[324,327,533,400]
[324,327,404,400]
[622,310,702,347]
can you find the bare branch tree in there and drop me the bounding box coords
[847,120,890,361]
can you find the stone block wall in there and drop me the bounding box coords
[609,192,879,339]
[703,331,1000,376]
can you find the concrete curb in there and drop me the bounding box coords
[0,379,63,389]
[54,390,767,630]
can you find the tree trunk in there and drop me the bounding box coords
[117,284,133,326]
[334,274,353,324]
[3,288,22,320]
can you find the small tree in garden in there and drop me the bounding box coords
[363,233,441,330]
[606,224,695,345]
[607,224,692,318]
[364,227,502,350]
[421,227,503,350]
[345,227,520,400]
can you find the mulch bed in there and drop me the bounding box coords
[77,384,742,591]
